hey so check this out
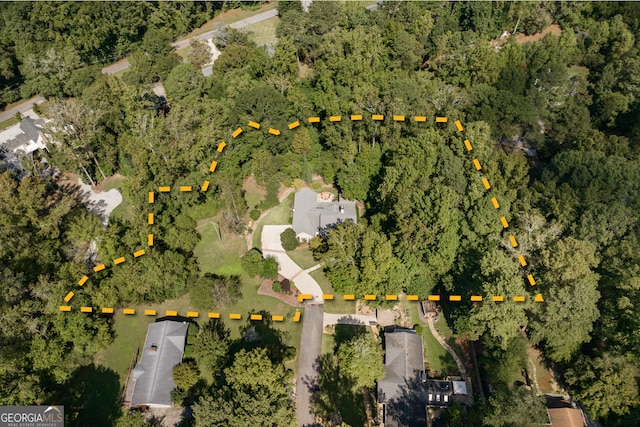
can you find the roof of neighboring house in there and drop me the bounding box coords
[292,188,357,238]
[548,408,586,427]
[0,114,47,174]
[378,330,426,427]
[129,321,188,407]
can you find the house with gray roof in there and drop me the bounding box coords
[378,329,428,427]
[291,188,357,241]
[127,320,189,408]
[0,111,49,177]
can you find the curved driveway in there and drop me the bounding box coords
[261,225,323,303]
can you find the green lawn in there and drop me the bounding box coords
[193,217,303,371]
[321,333,335,354]
[243,177,265,211]
[310,269,356,315]
[252,192,293,248]
[94,294,195,387]
[0,116,20,131]
[286,247,317,270]
[109,191,136,224]
[247,16,279,46]
[405,299,457,375]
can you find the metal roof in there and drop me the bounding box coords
[130,321,188,407]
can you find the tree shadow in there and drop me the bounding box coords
[303,353,367,427]
[231,310,288,363]
[334,322,367,350]
[383,370,431,427]
[57,363,122,427]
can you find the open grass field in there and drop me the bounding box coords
[247,16,279,46]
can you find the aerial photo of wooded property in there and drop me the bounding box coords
[0,1,639,426]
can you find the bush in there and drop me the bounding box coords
[190,274,242,311]
[170,387,187,406]
[280,228,299,251]
[250,209,261,221]
[272,281,282,293]
[187,322,199,336]
[241,248,265,277]
[183,344,194,359]
[284,346,297,361]
[310,181,322,190]
[187,335,197,345]
[292,178,305,189]
[414,324,424,335]
[261,256,279,279]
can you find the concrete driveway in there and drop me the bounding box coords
[296,303,324,427]
[73,178,123,226]
[322,313,377,329]
[261,225,323,303]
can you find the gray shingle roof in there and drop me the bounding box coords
[292,188,357,238]
[378,331,424,404]
[130,321,188,407]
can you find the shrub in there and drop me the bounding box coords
[310,181,322,190]
[241,248,265,277]
[414,324,424,335]
[272,281,282,293]
[280,228,299,251]
[183,345,194,359]
[284,346,297,361]
[250,209,261,221]
[261,256,279,279]
[292,178,305,189]
[187,322,199,336]
[190,274,242,310]
[187,335,197,345]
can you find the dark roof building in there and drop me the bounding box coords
[378,330,428,427]
[291,188,357,240]
[127,321,188,408]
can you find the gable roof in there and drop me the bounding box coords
[292,188,357,237]
[0,115,47,175]
[130,321,188,407]
[378,330,427,427]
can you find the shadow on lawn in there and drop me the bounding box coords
[59,364,122,427]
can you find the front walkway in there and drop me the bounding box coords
[261,225,323,303]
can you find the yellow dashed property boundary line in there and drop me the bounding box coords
[61,115,543,314]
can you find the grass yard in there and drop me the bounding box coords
[321,333,335,354]
[310,269,356,315]
[405,299,457,375]
[252,192,293,248]
[193,216,303,372]
[94,294,194,387]
[286,247,317,270]
[243,175,266,211]
[247,16,279,46]
[0,116,20,131]
[179,2,279,40]
[109,191,136,224]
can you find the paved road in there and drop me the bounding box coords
[296,303,324,427]
[102,8,279,75]
[0,95,46,123]
[261,225,323,302]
